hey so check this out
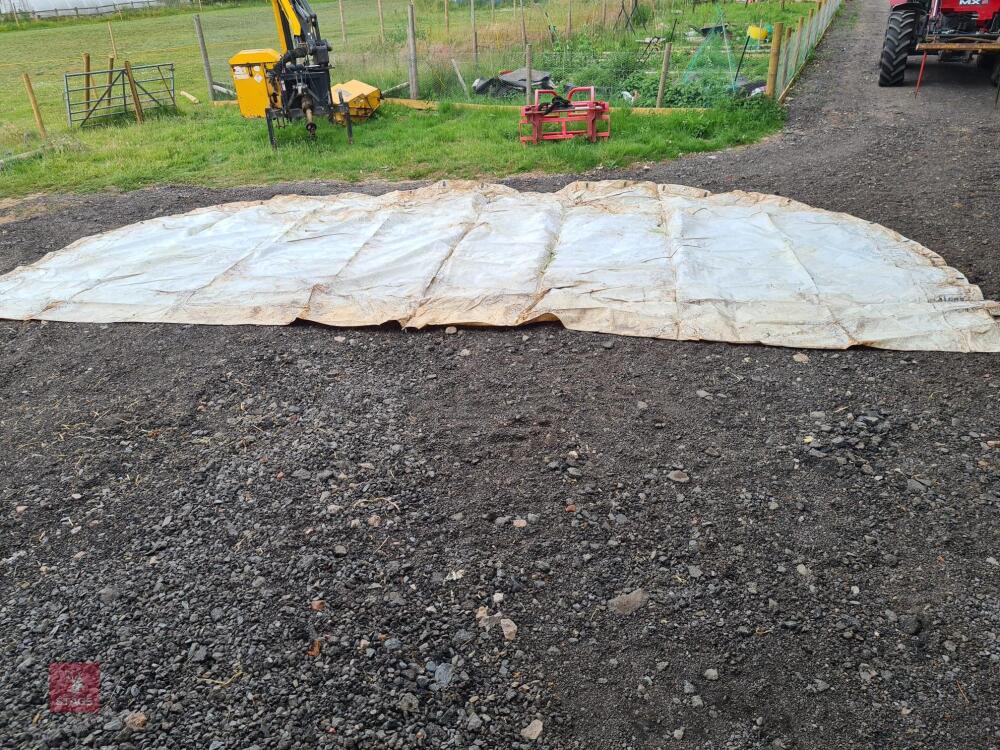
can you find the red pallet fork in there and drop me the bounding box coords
[519,87,611,144]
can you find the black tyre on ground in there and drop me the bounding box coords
[975,53,1000,85]
[878,9,919,87]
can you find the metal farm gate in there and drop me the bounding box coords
[64,62,175,126]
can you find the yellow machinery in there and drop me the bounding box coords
[229,49,280,118]
[230,0,380,146]
[330,80,381,124]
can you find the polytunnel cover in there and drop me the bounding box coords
[1,180,998,351]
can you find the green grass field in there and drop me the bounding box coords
[0,0,804,196]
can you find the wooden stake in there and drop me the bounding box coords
[525,43,532,105]
[83,52,92,112]
[655,41,672,107]
[765,21,784,98]
[124,60,144,124]
[602,0,608,28]
[520,0,528,45]
[193,14,214,102]
[470,0,478,68]
[778,25,792,92]
[377,0,384,43]
[451,58,470,98]
[106,55,115,95]
[337,0,346,44]
[107,21,117,57]
[22,73,46,140]
[784,17,802,87]
[406,2,419,99]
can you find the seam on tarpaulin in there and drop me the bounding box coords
[514,201,567,326]
[758,209,857,347]
[401,194,490,328]
[31,271,150,319]
[171,204,331,315]
[658,193,683,340]
[298,212,398,320]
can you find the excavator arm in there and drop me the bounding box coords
[270,0,323,54]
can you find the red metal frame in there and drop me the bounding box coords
[519,87,611,145]
[889,0,1000,37]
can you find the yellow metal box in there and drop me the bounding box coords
[230,49,280,118]
[330,80,382,124]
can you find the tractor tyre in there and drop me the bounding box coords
[878,9,918,87]
[977,54,1000,85]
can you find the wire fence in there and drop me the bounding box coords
[185,0,841,110]
[4,0,162,20]
[29,0,834,113]
[771,0,840,100]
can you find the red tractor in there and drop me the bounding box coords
[879,0,1000,86]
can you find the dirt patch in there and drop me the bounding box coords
[1,1,998,749]
[0,194,73,226]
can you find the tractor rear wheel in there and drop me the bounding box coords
[879,9,918,87]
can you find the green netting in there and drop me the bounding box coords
[681,10,735,87]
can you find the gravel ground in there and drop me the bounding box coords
[2,1,999,748]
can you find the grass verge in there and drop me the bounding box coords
[0,98,784,196]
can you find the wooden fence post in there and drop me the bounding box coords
[470,0,478,68]
[602,0,608,28]
[765,21,783,98]
[519,0,528,45]
[124,60,144,124]
[83,52,92,112]
[655,41,672,108]
[780,17,802,96]
[406,2,419,99]
[778,25,792,92]
[107,21,117,57]
[793,15,804,69]
[22,73,46,139]
[337,0,346,44]
[377,0,384,43]
[193,14,214,102]
[525,43,532,105]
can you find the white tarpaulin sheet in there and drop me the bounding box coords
[1,180,998,351]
